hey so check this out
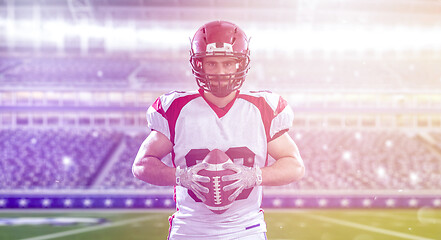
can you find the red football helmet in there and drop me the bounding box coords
[190,21,251,97]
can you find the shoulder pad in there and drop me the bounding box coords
[159,90,199,110]
[241,90,281,110]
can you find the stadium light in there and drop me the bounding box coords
[41,21,67,42]
[18,199,29,208]
[248,25,441,52]
[63,199,73,207]
[6,19,441,53]
[83,199,93,207]
[137,28,191,49]
[362,199,372,207]
[385,199,396,207]
[104,199,113,207]
[41,199,52,207]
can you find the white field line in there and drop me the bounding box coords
[20,215,157,240]
[341,211,441,225]
[371,213,441,225]
[305,214,435,240]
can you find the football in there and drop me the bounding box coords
[198,149,236,214]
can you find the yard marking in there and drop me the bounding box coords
[20,215,157,240]
[305,214,435,240]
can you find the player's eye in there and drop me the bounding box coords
[204,62,217,68]
[223,61,237,69]
[223,61,235,68]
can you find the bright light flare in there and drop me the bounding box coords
[410,172,420,185]
[354,132,362,140]
[249,25,441,52]
[377,167,386,178]
[137,28,191,48]
[385,140,393,148]
[62,156,73,169]
[342,151,352,161]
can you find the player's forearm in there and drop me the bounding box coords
[260,156,305,186]
[132,156,176,186]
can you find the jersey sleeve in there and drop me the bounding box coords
[146,96,171,140]
[268,95,294,141]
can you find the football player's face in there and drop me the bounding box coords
[200,56,240,97]
[202,57,238,75]
[202,56,239,90]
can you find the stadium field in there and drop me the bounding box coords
[0,209,440,240]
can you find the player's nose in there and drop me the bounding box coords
[215,65,226,75]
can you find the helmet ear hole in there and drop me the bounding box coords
[190,57,203,71]
[237,58,249,71]
[196,59,202,70]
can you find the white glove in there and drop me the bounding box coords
[176,162,210,202]
[221,163,263,202]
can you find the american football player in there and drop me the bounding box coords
[133,20,305,240]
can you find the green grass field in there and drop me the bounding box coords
[1,208,440,240]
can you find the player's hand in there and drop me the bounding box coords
[221,163,262,202]
[176,162,210,202]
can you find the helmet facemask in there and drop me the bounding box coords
[190,52,250,98]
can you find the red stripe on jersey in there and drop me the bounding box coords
[152,93,200,167]
[238,94,274,141]
[164,93,201,144]
[167,213,176,240]
[171,149,176,167]
[275,96,288,115]
[238,94,288,142]
[152,97,167,120]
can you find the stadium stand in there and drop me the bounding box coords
[0,129,122,190]
[2,57,441,92]
[2,128,440,192]
[97,132,156,190]
[0,57,140,89]
[286,129,441,191]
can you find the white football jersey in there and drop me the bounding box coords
[146,89,294,239]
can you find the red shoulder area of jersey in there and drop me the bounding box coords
[153,90,200,113]
[198,149,236,214]
[150,90,201,145]
[238,91,289,141]
[240,90,286,112]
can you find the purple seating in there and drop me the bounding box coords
[1,129,440,191]
[0,129,121,189]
